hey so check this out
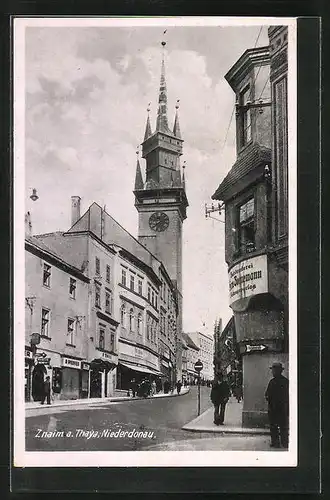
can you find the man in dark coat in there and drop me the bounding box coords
[41,376,51,405]
[210,373,231,425]
[265,362,289,448]
[176,380,182,394]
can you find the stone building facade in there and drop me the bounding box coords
[212,29,289,428]
[25,234,90,402]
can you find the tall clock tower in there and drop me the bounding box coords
[133,43,188,379]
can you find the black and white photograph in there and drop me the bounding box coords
[14,16,297,468]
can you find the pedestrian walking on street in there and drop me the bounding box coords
[210,373,230,425]
[265,362,289,449]
[130,378,137,397]
[151,380,157,396]
[176,380,182,394]
[41,376,51,405]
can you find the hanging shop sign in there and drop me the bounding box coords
[229,254,268,305]
[62,357,82,369]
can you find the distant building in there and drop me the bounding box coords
[213,317,242,389]
[186,331,214,381]
[182,333,200,384]
[212,28,289,427]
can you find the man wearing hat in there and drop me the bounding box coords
[265,362,289,449]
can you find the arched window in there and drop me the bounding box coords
[129,308,134,332]
[137,313,143,335]
[120,304,126,327]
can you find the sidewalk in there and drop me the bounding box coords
[182,398,270,435]
[25,386,190,412]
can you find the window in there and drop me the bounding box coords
[121,269,127,286]
[237,198,255,254]
[151,291,155,306]
[239,86,252,147]
[67,318,75,345]
[137,313,143,335]
[95,257,100,275]
[43,263,51,287]
[110,329,115,352]
[155,295,158,309]
[106,265,111,283]
[41,308,50,337]
[147,316,151,340]
[105,291,112,314]
[120,304,126,327]
[130,275,135,291]
[138,279,143,296]
[69,278,76,299]
[99,328,105,350]
[95,284,101,308]
[147,287,151,302]
[129,308,134,332]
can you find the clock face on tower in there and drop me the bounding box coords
[149,212,169,232]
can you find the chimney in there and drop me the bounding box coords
[25,211,32,236]
[71,196,81,226]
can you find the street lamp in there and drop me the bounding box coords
[30,188,39,201]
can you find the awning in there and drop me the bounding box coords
[119,361,162,376]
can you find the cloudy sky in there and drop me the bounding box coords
[22,19,269,333]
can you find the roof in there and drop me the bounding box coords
[25,235,89,281]
[212,143,271,201]
[182,333,200,351]
[36,202,175,289]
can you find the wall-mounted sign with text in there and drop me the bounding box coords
[229,254,268,306]
[62,357,81,369]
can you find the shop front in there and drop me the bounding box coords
[30,349,57,402]
[90,350,118,398]
[117,339,162,390]
[229,253,288,428]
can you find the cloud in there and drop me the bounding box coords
[24,24,267,332]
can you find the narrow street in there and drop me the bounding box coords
[26,386,215,451]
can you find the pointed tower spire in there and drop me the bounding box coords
[156,41,170,133]
[144,103,152,140]
[134,147,144,191]
[173,99,182,138]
